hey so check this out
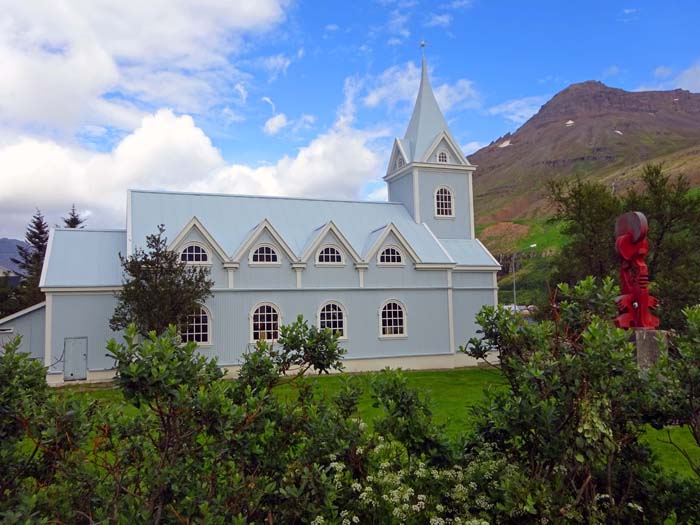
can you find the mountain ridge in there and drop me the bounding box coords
[469,81,700,224]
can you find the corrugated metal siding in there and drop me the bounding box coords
[0,305,45,361]
[50,294,121,373]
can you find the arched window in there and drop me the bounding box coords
[181,306,210,344]
[378,246,403,265]
[396,156,405,169]
[251,244,278,264]
[252,303,280,342]
[319,302,346,339]
[180,244,209,263]
[435,187,454,217]
[380,301,406,337]
[437,151,448,163]
[317,245,343,264]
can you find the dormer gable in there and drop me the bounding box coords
[232,219,298,264]
[300,221,362,265]
[168,216,230,263]
[386,138,410,177]
[363,223,421,264]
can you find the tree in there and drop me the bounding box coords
[548,165,700,329]
[61,204,86,229]
[11,209,49,309]
[110,225,214,336]
[0,275,18,318]
[548,177,622,284]
[624,165,700,329]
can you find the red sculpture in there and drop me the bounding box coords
[614,211,659,329]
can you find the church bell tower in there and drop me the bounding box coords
[384,57,476,240]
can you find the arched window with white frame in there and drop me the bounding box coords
[437,150,448,163]
[181,305,211,344]
[251,303,281,342]
[180,243,209,263]
[379,300,406,337]
[318,301,347,339]
[435,186,454,217]
[251,244,279,264]
[317,245,344,265]
[378,246,403,265]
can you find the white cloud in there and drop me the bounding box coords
[261,96,276,114]
[234,82,248,104]
[425,14,452,27]
[488,95,549,124]
[638,60,700,92]
[367,186,388,201]
[222,107,245,124]
[602,65,620,78]
[0,1,289,132]
[263,113,290,135]
[0,104,389,237]
[363,61,480,112]
[675,62,700,91]
[654,65,673,79]
[461,141,487,155]
[386,10,410,43]
[324,24,339,32]
[260,53,292,81]
[0,110,224,235]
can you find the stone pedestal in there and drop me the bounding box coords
[631,329,668,370]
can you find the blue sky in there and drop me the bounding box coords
[0,0,698,237]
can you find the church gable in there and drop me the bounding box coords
[168,217,229,263]
[385,139,409,176]
[364,223,421,265]
[233,219,297,265]
[300,221,361,265]
[421,132,467,166]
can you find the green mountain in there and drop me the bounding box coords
[470,81,700,235]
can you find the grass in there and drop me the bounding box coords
[65,367,699,478]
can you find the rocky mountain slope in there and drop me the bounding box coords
[469,81,700,224]
[0,238,27,274]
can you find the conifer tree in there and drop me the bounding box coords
[110,225,213,336]
[62,204,86,228]
[11,209,49,308]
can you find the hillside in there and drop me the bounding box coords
[0,238,27,274]
[470,81,700,226]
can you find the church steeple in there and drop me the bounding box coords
[401,57,462,163]
[385,55,476,239]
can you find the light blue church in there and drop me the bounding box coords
[0,59,499,384]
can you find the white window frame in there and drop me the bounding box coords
[377,245,405,266]
[437,150,449,164]
[396,156,405,170]
[180,305,212,346]
[378,299,407,339]
[315,244,345,267]
[250,302,282,343]
[434,185,455,218]
[317,301,348,340]
[180,242,212,265]
[249,243,281,266]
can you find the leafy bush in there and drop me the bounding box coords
[1,293,698,523]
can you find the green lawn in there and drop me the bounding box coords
[64,367,699,478]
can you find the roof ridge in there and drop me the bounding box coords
[53,228,126,233]
[129,188,403,206]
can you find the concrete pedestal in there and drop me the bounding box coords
[631,329,668,370]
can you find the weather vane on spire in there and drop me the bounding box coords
[420,39,427,55]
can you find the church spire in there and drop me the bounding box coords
[401,56,460,162]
